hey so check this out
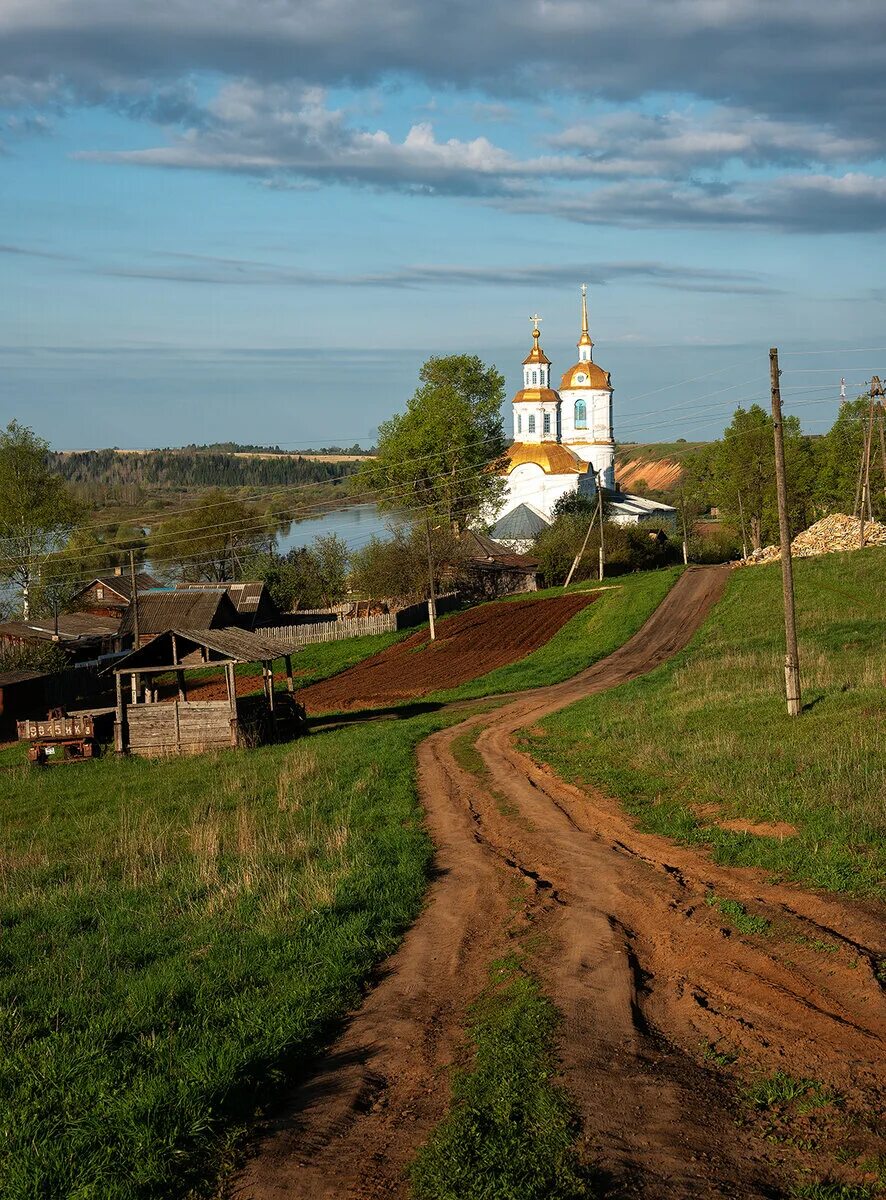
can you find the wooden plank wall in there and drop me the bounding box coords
[127,700,231,755]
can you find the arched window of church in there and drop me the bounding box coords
[543,412,551,435]
[575,400,587,429]
[532,370,538,385]
[517,413,522,433]
[528,414,536,434]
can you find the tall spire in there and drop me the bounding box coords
[577,284,593,361]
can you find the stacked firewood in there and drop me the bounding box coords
[736,513,886,567]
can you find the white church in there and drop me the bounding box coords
[488,286,676,545]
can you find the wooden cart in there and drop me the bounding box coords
[16,707,112,765]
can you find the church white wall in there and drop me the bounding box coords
[499,462,598,523]
[513,401,560,443]
[503,463,577,518]
[560,388,612,445]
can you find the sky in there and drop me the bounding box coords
[1,0,885,450]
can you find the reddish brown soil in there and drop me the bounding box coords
[233,567,885,1200]
[298,592,600,713]
[617,457,683,492]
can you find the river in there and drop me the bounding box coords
[275,503,395,555]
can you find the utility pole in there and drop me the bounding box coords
[129,548,141,647]
[737,490,749,560]
[769,347,801,717]
[563,493,600,588]
[874,377,886,503]
[596,471,606,581]
[424,514,437,641]
[856,375,886,546]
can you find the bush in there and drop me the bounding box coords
[534,516,679,586]
[688,529,742,563]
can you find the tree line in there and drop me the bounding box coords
[52,449,358,491]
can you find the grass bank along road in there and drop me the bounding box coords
[237,565,885,1199]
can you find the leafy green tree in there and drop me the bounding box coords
[0,422,79,617]
[242,534,350,611]
[712,405,811,551]
[147,489,271,581]
[349,524,460,604]
[674,448,716,562]
[354,354,508,532]
[814,397,885,520]
[310,534,350,608]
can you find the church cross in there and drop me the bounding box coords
[529,313,543,332]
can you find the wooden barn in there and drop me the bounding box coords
[172,580,280,628]
[119,589,239,647]
[111,627,303,757]
[71,570,161,618]
[457,530,539,599]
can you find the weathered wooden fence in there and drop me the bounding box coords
[261,593,461,647]
[261,614,398,646]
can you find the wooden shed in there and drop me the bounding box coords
[118,589,239,647]
[111,627,303,757]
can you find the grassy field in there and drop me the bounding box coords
[523,550,886,900]
[0,565,690,1196]
[0,717,444,1199]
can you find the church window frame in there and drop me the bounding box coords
[517,413,522,433]
[575,399,587,429]
[528,414,536,434]
[543,412,551,435]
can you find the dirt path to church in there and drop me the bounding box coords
[233,566,885,1200]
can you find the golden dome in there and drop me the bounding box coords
[503,442,584,475]
[560,362,611,391]
[512,386,560,404]
[522,326,551,366]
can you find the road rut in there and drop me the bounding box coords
[234,566,885,1199]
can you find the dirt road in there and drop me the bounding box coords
[234,566,885,1199]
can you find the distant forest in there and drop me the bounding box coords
[176,442,374,455]
[52,449,359,492]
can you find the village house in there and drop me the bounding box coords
[72,569,161,617]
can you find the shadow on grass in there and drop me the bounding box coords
[306,700,446,733]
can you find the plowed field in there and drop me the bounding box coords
[299,592,599,713]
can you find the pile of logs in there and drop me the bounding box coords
[737,513,886,567]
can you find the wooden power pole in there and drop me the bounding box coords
[424,514,437,641]
[563,493,600,589]
[596,472,605,581]
[129,548,141,647]
[769,347,801,716]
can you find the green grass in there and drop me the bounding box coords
[523,551,886,899]
[428,568,683,704]
[791,1184,876,1200]
[743,1072,837,1113]
[0,714,451,1199]
[410,956,595,1200]
[705,894,772,936]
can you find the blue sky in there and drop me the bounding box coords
[1,1,885,449]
